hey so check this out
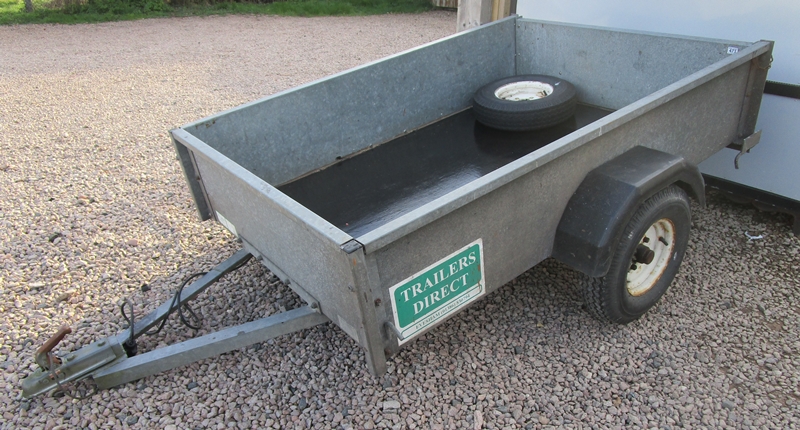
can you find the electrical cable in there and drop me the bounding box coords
[120,299,138,357]
[117,254,252,353]
[48,353,98,400]
[143,271,206,337]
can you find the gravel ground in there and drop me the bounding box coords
[1,12,799,430]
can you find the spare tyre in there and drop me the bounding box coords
[473,75,577,131]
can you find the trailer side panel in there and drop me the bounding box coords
[516,20,747,110]
[182,18,517,187]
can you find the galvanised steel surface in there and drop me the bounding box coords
[92,306,329,390]
[172,17,772,375]
[182,18,516,188]
[515,20,756,110]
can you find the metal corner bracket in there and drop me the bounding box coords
[729,130,762,169]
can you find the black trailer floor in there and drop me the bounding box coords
[279,105,612,238]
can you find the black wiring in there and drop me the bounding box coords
[118,254,252,358]
[120,299,138,357]
[141,271,206,337]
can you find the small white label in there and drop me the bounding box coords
[215,211,237,237]
[727,46,739,55]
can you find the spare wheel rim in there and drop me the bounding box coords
[626,218,676,296]
[494,81,554,101]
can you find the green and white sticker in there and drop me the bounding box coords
[389,239,485,345]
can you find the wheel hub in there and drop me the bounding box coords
[494,81,554,101]
[633,244,655,265]
[626,218,676,296]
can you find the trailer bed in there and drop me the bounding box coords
[279,105,612,237]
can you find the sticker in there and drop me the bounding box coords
[727,46,739,55]
[215,211,237,237]
[389,239,485,345]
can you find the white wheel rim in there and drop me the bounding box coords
[494,81,553,101]
[626,218,676,296]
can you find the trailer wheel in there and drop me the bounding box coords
[473,75,577,131]
[582,185,691,324]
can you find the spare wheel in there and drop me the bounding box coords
[473,74,578,131]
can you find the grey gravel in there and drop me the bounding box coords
[2,11,799,430]
[383,400,401,411]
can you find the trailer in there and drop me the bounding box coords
[22,16,772,398]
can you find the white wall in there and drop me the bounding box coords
[517,0,800,200]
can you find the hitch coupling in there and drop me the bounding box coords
[21,327,125,399]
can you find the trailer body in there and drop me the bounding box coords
[167,17,771,375]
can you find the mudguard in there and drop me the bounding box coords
[552,146,705,277]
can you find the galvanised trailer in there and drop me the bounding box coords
[22,16,771,398]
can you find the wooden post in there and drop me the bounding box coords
[491,0,513,21]
[456,0,492,32]
[457,0,514,32]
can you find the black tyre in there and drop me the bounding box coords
[473,75,577,131]
[582,185,691,324]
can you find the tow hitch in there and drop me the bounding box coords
[21,250,328,398]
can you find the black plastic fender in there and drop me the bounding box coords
[552,146,705,278]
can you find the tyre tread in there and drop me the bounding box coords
[473,75,577,131]
[580,185,691,324]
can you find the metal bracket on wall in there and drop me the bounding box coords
[728,129,762,169]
